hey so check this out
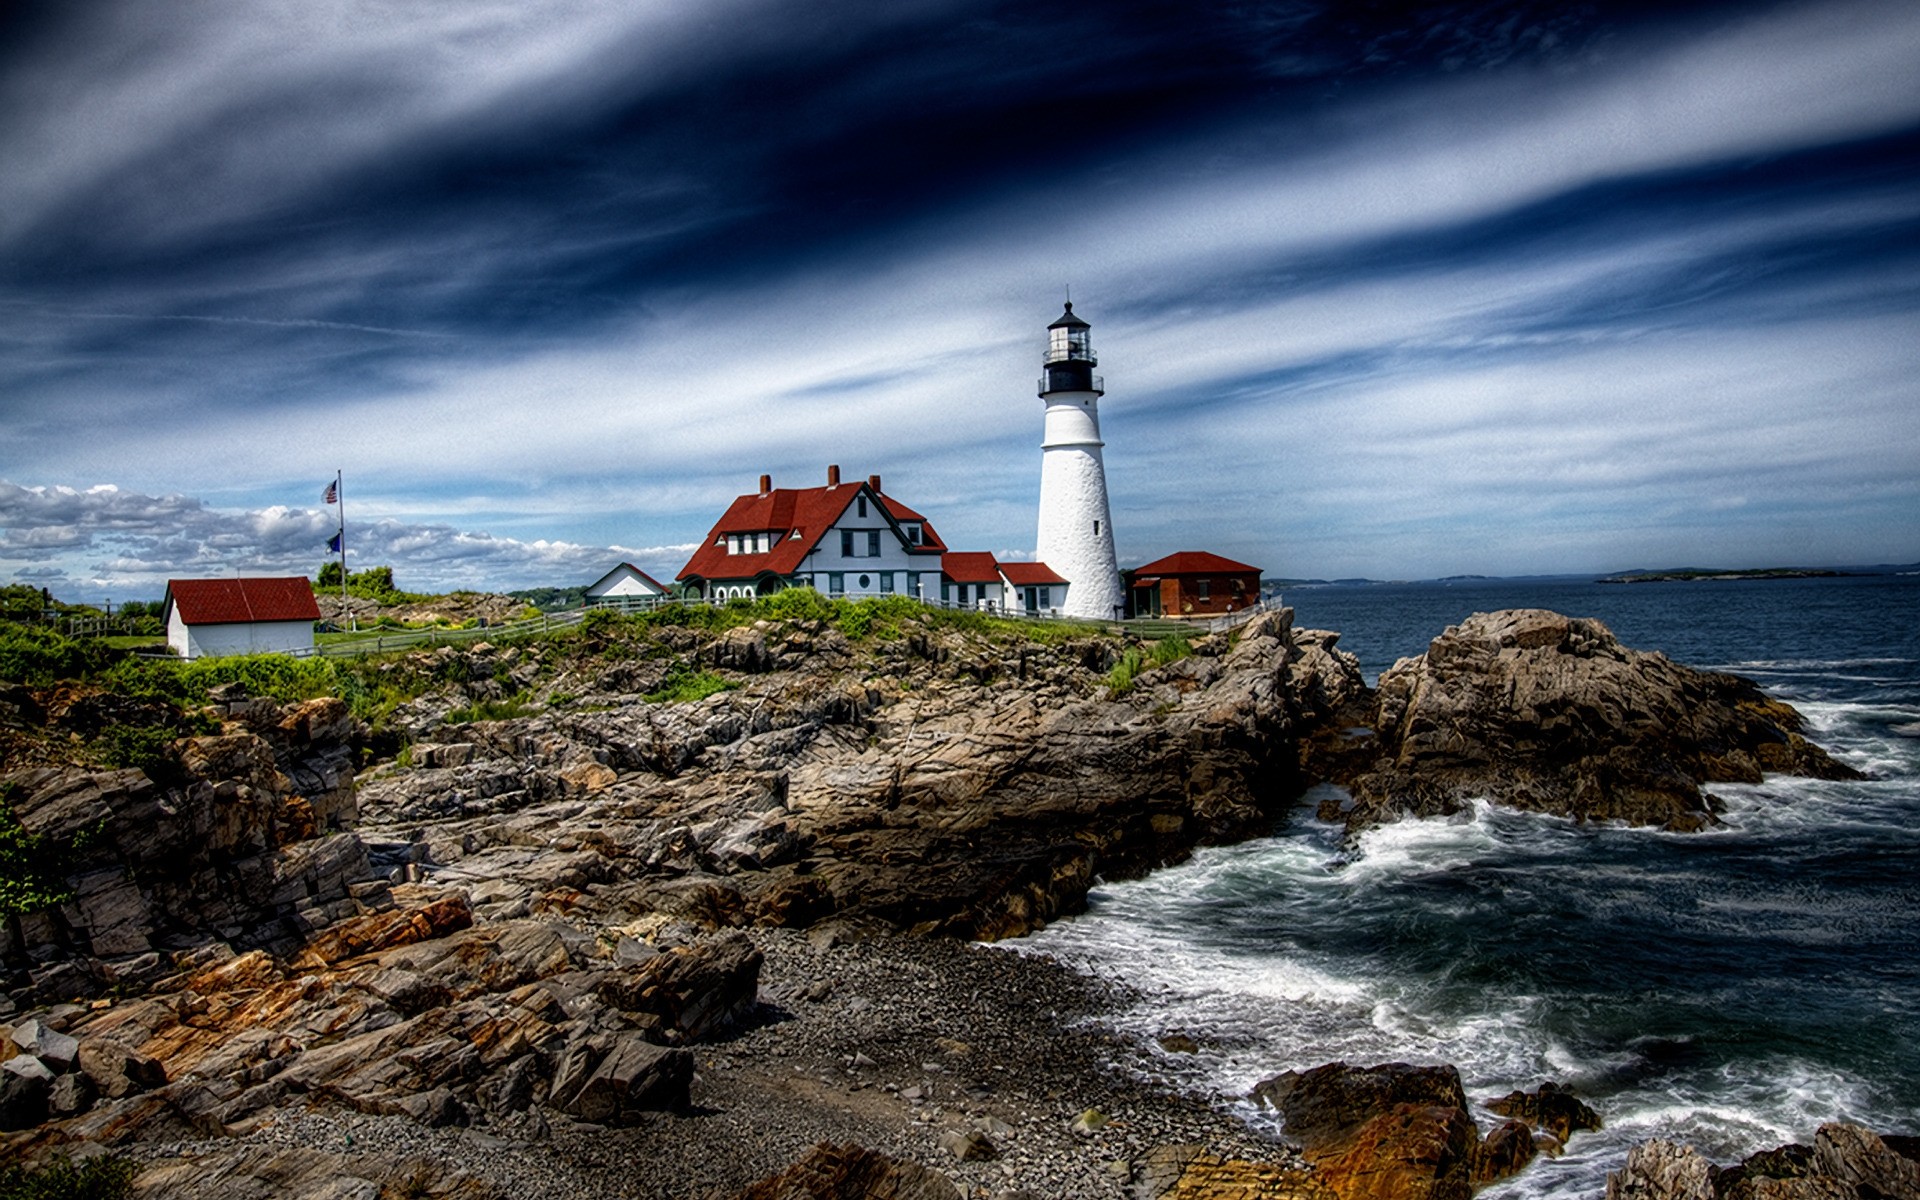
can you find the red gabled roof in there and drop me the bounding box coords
[941,552,1002,584]
[999,561,1068,586]
[677,478,947,581]
[166,577,321,626]
[1131,551,1261,576]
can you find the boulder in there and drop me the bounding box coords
[1484,1081,1601,1141]
[1252,1063,1479,1200]
[547,1031,692,1123]
[1813,1122,1920,1199]
[593,932,762,1043]
[11,1017,80,1072]
[77,1038,168,1099]
[0,1059,50,1130]
[1607,1141,1718,1200]
[1342,610,1860,834]
[731,1141,962,1199]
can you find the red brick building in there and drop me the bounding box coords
[1125,552,1262,619]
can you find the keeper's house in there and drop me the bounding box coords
[677,466,1071,614]
[164,577,321,659]
[1125,552,1262,619]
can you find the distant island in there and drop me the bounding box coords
[1597,567,1849,584]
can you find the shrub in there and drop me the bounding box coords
[0,785,96,920]
[0,624,110,686]
[763,587,836,624]
[0,1152,137,1200]
[644,665,738,704]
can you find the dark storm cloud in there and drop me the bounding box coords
[2,0,1917,588]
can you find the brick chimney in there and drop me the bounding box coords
[827,465,841,487]
[758,474,771,496]
[868,474,882,493]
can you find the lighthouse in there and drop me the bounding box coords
[1035,302,1124,621]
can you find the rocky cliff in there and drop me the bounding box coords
[1324,609,1859,834]
[0,603,1875,1198]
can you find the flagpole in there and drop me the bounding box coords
[336,470,352,631]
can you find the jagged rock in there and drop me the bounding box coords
[1141,1143,1336,1200]
[1607,1141,1717,1200]
[547,1030,692,1122]
[1471,1120,1537,1185]
[288,891,474,969]
[593,932,761,1043]
[1253,1063,1478,1200]
[11,1017,80,1071]
[77,1039,168,1098]
[1484,1081,1601,1141]
[1813,1122,1920,1199]
[730,1141,962,1199]
[128,1144,502,1199]
[938,1128,995,1160]
[0,694,372,964]
[1341,610,1860,834]
[47,1069,96,1116]
[0,1058,50,1130]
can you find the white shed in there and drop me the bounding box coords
[585,562,671,607]
[164,577,321,659]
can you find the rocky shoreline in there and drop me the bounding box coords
[0,602,1897,1197]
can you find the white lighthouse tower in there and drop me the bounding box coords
[1035,302,1124,621]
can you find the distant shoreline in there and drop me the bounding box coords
[1596,568,1848,584]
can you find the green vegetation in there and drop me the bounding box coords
[445,692,539,725]
[644,665,738,704]
[0,1153,137,1200]
[0,784,100,920]
[313,563,438,605]
[1149,636,1193,667]
[1106,636,1193,698]
[508,585,588,612]
[0,623,115,685]
[1106,646,1147,697]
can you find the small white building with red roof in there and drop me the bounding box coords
[676,466,1071,615]
[163,577,322,659]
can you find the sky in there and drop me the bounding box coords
[2,0,1917,601]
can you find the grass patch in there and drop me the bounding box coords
[644,666,738,704]
[1149,636,1193,667]
[1106,646,1147,698]
[445,693,539,725]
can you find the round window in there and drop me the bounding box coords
[858,574,871,589]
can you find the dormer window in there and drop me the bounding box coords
[904,524,922,545]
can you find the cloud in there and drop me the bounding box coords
[0,481,683,598]
[1,1,1915,582]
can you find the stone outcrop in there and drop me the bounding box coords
[353,609,1365,942]
[1,696,374,995]
[1252,1063,1601,1200]
[730,1141,963,1199]
[1606,1124,1920,1200]
[1331,610,1859,834]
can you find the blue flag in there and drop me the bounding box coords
[327,531,342,553]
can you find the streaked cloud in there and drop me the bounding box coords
[2,0,1916,598]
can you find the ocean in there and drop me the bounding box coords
[1023,573,1920,1198]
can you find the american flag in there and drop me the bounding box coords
[323,479,338,504]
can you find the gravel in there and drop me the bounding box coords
[122,928,1300,1199]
